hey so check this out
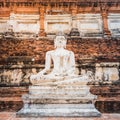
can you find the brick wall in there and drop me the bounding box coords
[0,37,120,113]
[0,38,120,65]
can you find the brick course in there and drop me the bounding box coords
[0,38,120,65]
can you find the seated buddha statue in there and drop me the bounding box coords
[30,33,88,85]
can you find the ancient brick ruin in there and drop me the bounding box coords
[0,0,120,113]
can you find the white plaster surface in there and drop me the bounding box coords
[108,13,120,36]
[95,62,119,81]
[76,14,103,34]
[45,14,71,33]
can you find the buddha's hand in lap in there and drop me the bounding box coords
[30,74,37,81]
[36,73,44,80]
[30,72,43,80]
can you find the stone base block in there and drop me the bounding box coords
[17,104,101,117]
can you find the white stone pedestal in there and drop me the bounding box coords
[17,82,101,117]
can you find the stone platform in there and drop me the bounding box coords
[17,104,100,117]
[17,83,101,117]
[0,85,120,113]
[1,112,120,120]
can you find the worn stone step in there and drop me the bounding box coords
[29,85,90,97]
[28,104,96,109]
[22,93,96,104]
[29,89,90,96]
[29,86,120,97]
[17,104,101,117]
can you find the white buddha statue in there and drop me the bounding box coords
[30,33,88,85]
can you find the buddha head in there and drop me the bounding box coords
[54,32,67,48]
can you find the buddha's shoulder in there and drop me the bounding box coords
[46,50,54,55]
[65,50,74,54]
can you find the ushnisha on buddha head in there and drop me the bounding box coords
[54,32,67,48]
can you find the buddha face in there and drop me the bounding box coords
[54,36,67,48]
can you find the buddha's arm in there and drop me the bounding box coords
[44,51,52,71]
[38,51,52,75]
[70,52,75,67]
